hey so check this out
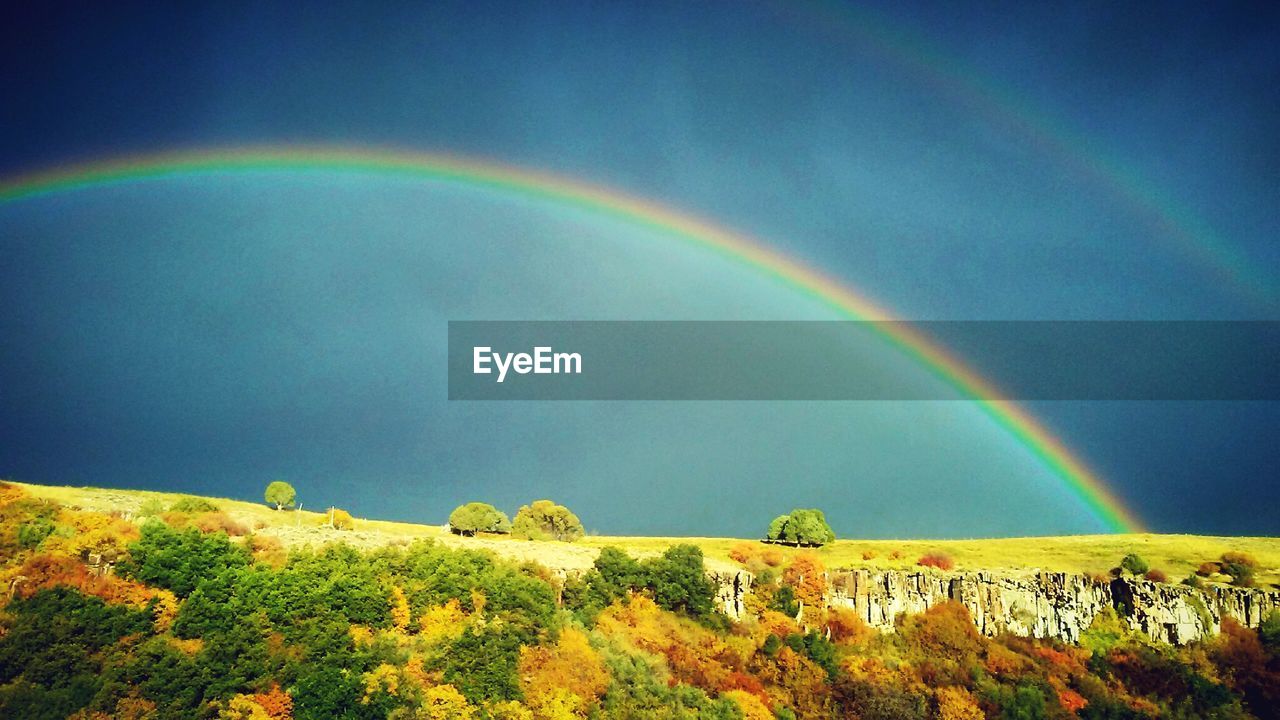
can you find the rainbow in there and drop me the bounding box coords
[0,146,1145,532]
[789,0,1275,310]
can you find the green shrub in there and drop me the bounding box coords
[117,519,250,596]
[1219,553,1257,587]
[770,584,800,617]
[169,496,219,514]
[448,502,511,535]
[17,519,54,549]
[511,500,583,542]
[648,544,717,619]
[1119,553,1149,576]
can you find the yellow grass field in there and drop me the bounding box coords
[12,480,1279,586]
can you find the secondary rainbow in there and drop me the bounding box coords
[0,146,1146,532]
[790,0,1275,310]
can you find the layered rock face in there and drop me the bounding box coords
[712,568,1280,645]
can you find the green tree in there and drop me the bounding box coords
[448,502,512,536]
[511,500,583,542]
[117,519,251,596]
[647,544,717,618]
[571,546,648,620]
[0,588,154,720]
[767,515,789,541]
[766,509,835,546]
[1001,684,1047,720]
[17,518,54,549]
[264,480,296,511]
[1120,553,1149,576]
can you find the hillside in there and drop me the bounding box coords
[4,478,1280,719]
[15,480,1280,586]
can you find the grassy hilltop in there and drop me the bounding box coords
[4,478,1280,720]
[15,480,1279,586]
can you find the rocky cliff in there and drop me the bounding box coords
[710,567,1280,645]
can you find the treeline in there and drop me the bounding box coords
[448,500,583,542]
[1,482,1279,720]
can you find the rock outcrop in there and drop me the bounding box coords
[709,569,754,620]
[711,567,1280,645]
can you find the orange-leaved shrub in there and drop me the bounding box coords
[192,511,249,536]
[917,552,955,571]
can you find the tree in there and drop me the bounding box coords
[518,627,609,717]
[17,519,54,549]
[117,520,250,596]
[765,509,835,547]
[327,507,354,530]
[420,684,475,719]
[511,500,583,542]
[783,553,827,624]
[575,547,648,618]
[263,481,296,511]
[1219,552,1258,587]
[1119,553,1149,576]
[648,544,718,618]
[767,515,789,541]
[448,503,512,536]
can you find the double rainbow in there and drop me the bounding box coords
[0,146,1145,532]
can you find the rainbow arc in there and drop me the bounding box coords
[0,145,1146,532]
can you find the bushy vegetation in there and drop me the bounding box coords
[917,552,955,571]
[765,509,835,547]
[1121,552,1150,576]
[169,496,221,514]
[449,502,512,536]
[565,544,720,623]
[1,481,1278,720]
[264,480,297,511]
[512,499,583,542]
[326,507,354,530]
[1221,551,1259,587]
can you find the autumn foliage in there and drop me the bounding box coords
[917,552,955,571]
[0,484,1276,720]
[518,627,609,716]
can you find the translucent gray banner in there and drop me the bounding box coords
[447,321,1279,400]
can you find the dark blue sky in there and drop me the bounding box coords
[1,1,1276,535]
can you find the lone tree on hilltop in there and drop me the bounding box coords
[512,500,584,542]
[448,502,512,536]
[765,508,835,547]
[264,480,296,511]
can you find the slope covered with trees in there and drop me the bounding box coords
[1,481,1278,719]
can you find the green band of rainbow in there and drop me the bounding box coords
[0,145,1145,532]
